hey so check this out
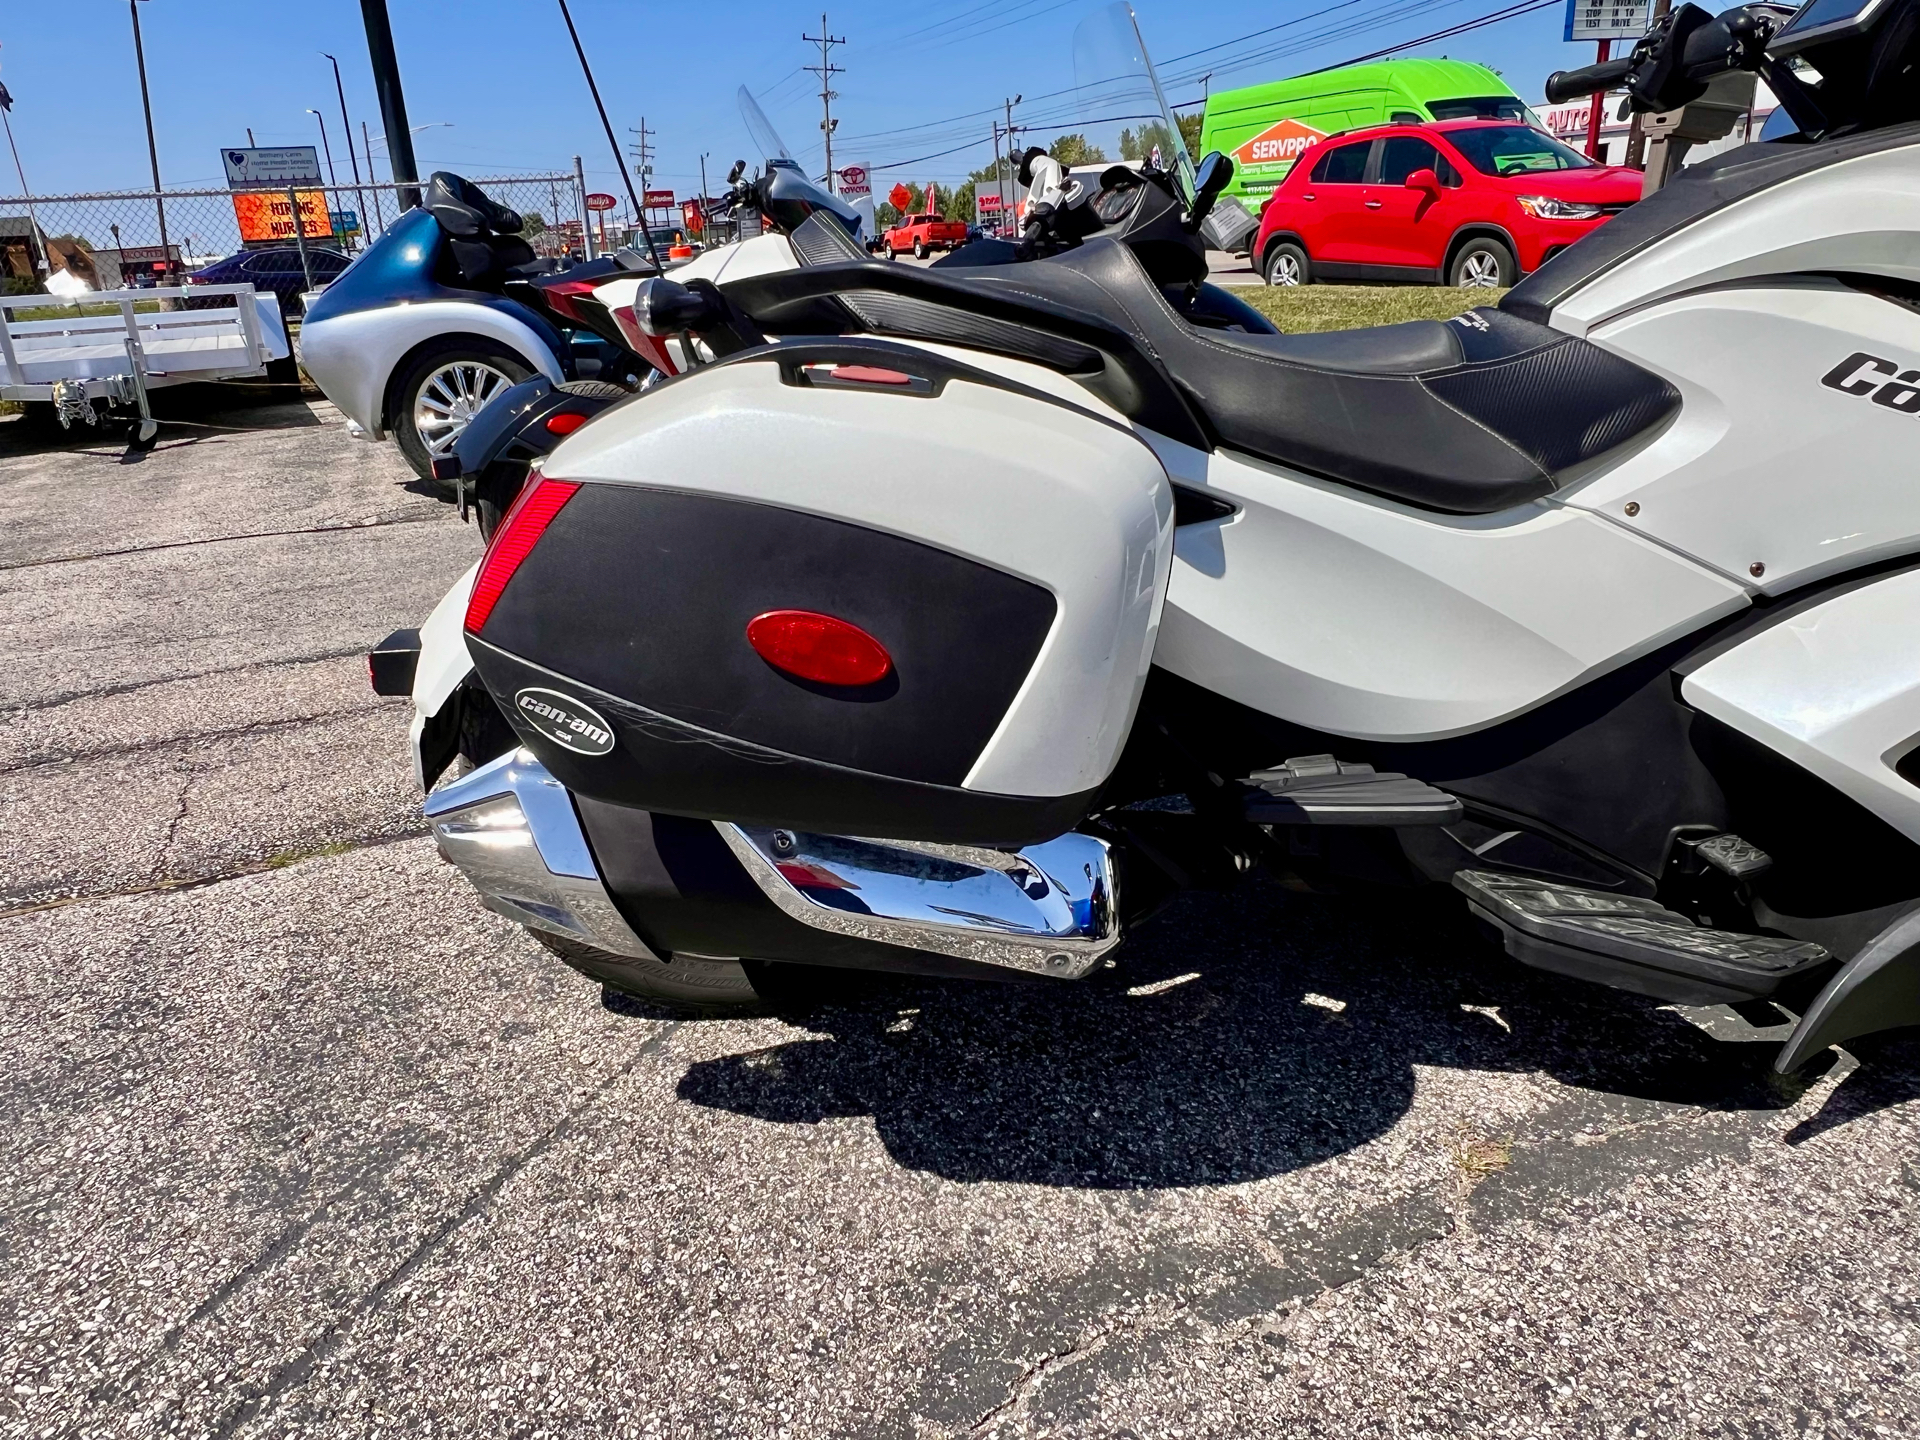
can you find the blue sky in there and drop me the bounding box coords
[1,0,1605,202]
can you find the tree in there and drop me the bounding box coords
[520,210,547,236]
[1179,111,1204,158]
[1046,133,1107,167]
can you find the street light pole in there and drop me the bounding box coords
[362,120,386,231]
[359,0,421,209]
[306,110,341,247]
[322,53,373,246]
[128,0,173,278]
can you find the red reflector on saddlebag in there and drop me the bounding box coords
[746,610,893,687]
[464,478,582,633]
[544,410,588,436]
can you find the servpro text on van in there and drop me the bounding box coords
[1198,59,1536,203]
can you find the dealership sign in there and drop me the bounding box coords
[1232,118,1327,170]
[1565,0,1651,41]
[836,164,871,199]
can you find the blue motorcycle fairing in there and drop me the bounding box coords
[302,208,573,377]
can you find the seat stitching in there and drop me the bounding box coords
[1413,377,1553,484]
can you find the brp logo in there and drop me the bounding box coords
[1821,352,1920,414]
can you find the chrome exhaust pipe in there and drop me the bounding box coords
[717,824,1120,978]
[423,750,660,959]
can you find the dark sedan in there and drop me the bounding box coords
[185,246,352,315]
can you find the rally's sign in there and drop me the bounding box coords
[584,192,618,212]
[1231,117,1327,170]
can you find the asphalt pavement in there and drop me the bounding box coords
[2,392,1916,1439]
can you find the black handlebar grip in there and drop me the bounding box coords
[1543,57,1634,104]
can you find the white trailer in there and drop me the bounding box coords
[0,283,290,446]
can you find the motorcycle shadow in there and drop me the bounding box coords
[670,878,1820,1189]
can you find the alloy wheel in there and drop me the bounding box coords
[414,360,513,458]
[1267,253,1302,286]
[1458,251,1504,288]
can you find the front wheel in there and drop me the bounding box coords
[533,930,761,1009]
[391,339,532,486]
[1449,238,1515,289]
[1262,241,1310,286]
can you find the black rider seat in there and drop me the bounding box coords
[956,240,1681,514]
[426,171,542,291]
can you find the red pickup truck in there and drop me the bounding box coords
[883,211,968,259]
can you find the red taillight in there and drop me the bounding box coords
[464,477,582,633]
[544,410,588,436]
[830,365,913,386]
[746,610,893,687]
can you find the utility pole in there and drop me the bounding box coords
[128,0,173,278]
[626,117,654,192]
[323,53,372,247]
[991,122,1004,236]
[306,109,341,247]
[359,0,421,209]
[803,14,845,192]
[1002,94,1021,236]
[362,120,386,231]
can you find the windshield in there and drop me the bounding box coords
[1070,2,1194,204]
[1427,95,1532,123]
[1445,124,1597,175]
[737,86,794,169]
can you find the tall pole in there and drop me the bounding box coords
[991,122,1004,236]
[803,15,845,192]
[359,0,421,209]
[128,0,173,277]
[554,0,660,267]
[362,120,386,231]
[1004,94,1022,234]
[323,53,372,246]
[1584,38,1612,158]
[306,110,340,247]
[0,91,45,275]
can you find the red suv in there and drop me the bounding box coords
[1251,120,1644,289]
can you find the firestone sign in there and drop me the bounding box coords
[1232,117,1327,171]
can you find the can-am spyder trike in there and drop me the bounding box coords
[374,1,1920,1074]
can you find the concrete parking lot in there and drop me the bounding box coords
[2,394,1917,1439]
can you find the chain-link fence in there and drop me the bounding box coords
[1,173,591,292]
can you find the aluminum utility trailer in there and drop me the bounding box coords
[0,284,290,447]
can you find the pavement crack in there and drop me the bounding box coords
[6,645,382,714]
[0,703,393,776]
[0,512,447,573]
[151,771,196,878]
[0,828,430,920]
[967,1306,1175,1437]
[206,1023,685,1439]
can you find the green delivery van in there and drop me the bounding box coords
[1198,59,1536,203]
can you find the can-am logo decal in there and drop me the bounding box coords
[1821,352,1920,413]
[514,688,615,755]
[1232,118,1327,169]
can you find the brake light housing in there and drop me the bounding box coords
[464,476,582,633]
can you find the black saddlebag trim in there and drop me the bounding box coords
[572,800,1043,979]
[478,484,1056,789]
[470,639,1099,847]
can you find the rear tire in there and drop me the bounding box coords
[532,930,761,1010]
[1449,237,1515,289]
[390,338,533,487]
[914,238,928,259]
[1263,241,1310,286]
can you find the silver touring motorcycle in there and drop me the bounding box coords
[378,0,1920,1074]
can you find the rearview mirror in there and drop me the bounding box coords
[1187,150,1234,232]
[1405,167,1441,193]
[727,160,746,185]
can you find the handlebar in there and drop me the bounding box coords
[1543,56,1635,104]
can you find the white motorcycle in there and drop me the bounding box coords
[378,0,1920,1073]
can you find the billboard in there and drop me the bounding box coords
[643,189,675,208]
[222,146,324,187]
[233,190,331,244]
[1564,0,1651,42]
